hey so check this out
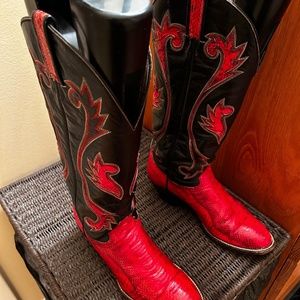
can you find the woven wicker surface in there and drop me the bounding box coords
[0,132,289,300]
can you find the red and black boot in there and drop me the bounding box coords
[148,0,290,254]
[21,0,202,299]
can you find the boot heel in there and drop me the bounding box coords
[155,186,183,206]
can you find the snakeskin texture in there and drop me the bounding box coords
[73,210,203,300]
[148,151,274,254]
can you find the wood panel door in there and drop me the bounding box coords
[213,0,300,298]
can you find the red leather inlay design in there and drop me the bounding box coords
[152,12,185,139]
[87,152,124,200]
[182,27,248,179]
[199,99,234,144]
[66,79,117,233]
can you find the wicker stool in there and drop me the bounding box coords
[0,132,290,300]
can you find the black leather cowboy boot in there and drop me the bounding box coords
[148,0,290,254]
[22,0,202,298]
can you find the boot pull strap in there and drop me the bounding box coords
[189,0,205,39]
[32,10,61,84]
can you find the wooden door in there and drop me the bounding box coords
[213,0,300,298]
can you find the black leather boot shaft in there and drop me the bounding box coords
[152,0,290,186]
[25,0,71,18]
[21,2,152,241]
[69,0,152,125]
[233,1,291,57]
[24,0,79,48]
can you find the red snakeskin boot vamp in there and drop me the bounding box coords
[73,211,202,300]
[147,151,274,254]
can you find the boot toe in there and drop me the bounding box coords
[161,269,203,300]
[234,223,274,253]
[207,207,275,254]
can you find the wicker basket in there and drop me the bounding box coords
[0,131,290,300]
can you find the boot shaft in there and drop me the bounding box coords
[152,0,290,185]
[21,3,152,241]
[69,0,152,119]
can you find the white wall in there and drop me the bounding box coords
[0,2,58,299]
[0,1,58,188]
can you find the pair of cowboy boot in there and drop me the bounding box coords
[21,0,290,299]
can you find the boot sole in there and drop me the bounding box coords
[175,264,204,300]
[155,186,275,255]
[117,282,133,300]
[118,266,204,300]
